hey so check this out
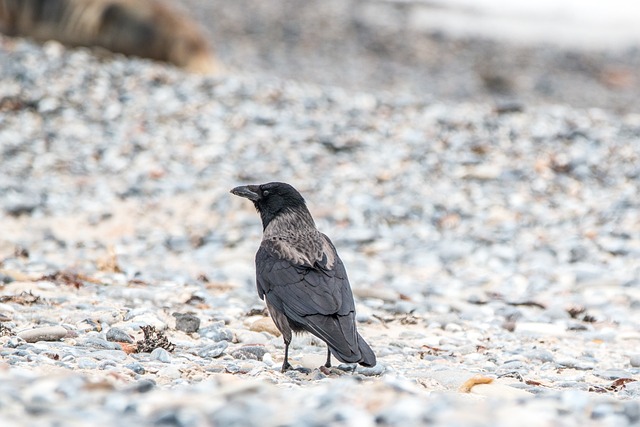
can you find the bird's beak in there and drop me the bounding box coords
[230,185,260,201]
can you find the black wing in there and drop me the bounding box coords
[255,234,363,362]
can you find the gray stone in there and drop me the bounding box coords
[150,347,172,363]
[198,342,228,359]
[356,363,387,376]
[556,358,595,370]
[106,327,134,344]
[125,362,146,375]
[199,322,233,342]
[17,326,68,343]
[99,360,118,370]
[622,382,640,400]
[593,369,634,380]
[76,357,98,369]
[524,349,555,363]
[172,313,201,333]
[80,336,122,350]
[230,346,267,361]
[5,337,26,348]
[91,350,128,362]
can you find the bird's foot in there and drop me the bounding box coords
[280,362,311,374]
[280,361,293,373]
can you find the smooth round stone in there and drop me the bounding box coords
[630,354,640,368]
[199,322,233,342]
[77,357,98,369]
[524,349,555,363]
[556,358,595,370]
[157,366,182,380]
[17,326,68,343]
[230,345,267,361]
[262,353,275,367]
[623,382,640,398]
[249,317,280,336]
[150,347,172,363]
[99,360,118,370]
[593,369,634,380]
[356,363,387,376]
[235,331,268,345]
[80,336,122,350]
[126,314,166,330]
[392,301,417,315]
[106,327,134,343]
[91,350,128,362]
[126,379,156,393]
[125,362,146,375]
[198,342,228,359]
[172,313,201,333]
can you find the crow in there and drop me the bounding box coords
[231,182,376,372]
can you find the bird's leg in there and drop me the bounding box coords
[281,341,292,372]
[324,347,332,368]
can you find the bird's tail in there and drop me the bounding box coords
[356,332,376,367]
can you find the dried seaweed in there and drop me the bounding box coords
[0,290,42,305]
[40,271,101,288]
[96,247,122,273]
[0,323,13,337]
[41,271,85,288]
[589,378,638,393]
[135,325,175,353]
[567,305,597,323]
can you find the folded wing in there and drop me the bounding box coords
[255,235,366,363]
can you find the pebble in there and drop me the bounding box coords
[106,327,134,344]
[249,318,280,337]
[524,349,555,363]
[593,369,634,380]
[91,350,128,362]
[231,346,267,361]
[125,362,146,375]
[80,336,122,350]
[157,366,182,380]
[76,357,98,370]
[235,331,269,345]
[198,342,228,359]
[150,348,172,363]
[0,20,639,426]
[556,358,596,371]
[173,313,201,333]
[127,379,156,393]
[199,323,233,342]
[17,326,68,343]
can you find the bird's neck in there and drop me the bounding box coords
[262,206,316,235]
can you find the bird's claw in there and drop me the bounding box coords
[280,363,311,374]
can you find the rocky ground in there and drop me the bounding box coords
[1,1,640,425]
[182,0,640,113]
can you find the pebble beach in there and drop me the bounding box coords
[1,2,640,425]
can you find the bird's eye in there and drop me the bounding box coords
[263,190,270,196]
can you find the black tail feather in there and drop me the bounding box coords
[356,332,376,367]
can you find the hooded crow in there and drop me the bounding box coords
[231,182,376,372]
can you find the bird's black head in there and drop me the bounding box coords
[230,182,309,229]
